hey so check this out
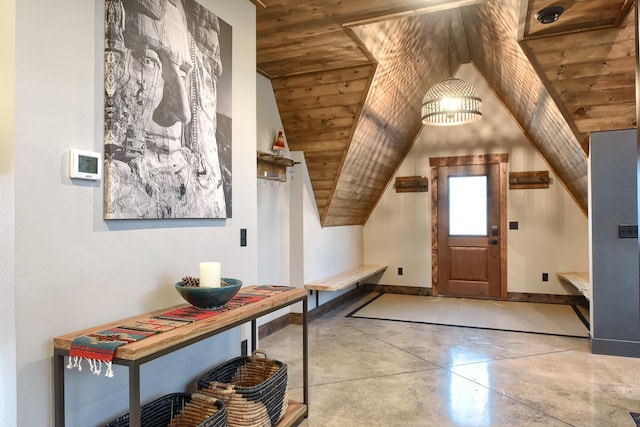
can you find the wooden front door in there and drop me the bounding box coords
[431,155,507,299]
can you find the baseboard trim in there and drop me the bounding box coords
[370,286,585,305]
[367,284,432,296]
[507,292,588,305]
[293,284,371,324]
[367,285,589,306]
[591,338,640,358]
[258,313,297,339]
[260,284,372,337]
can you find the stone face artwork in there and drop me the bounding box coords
[103,0,232,219]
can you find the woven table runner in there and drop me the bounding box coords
[67,286,293,377]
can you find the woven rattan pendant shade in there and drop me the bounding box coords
[421,77,482,126]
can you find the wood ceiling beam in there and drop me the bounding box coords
[516,0,529,42]
[341,0,485,27]
[612,0,633,26]
[451,8,471,64]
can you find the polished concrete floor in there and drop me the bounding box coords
[260,293,640,427]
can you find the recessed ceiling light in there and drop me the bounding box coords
[535,6,564,24]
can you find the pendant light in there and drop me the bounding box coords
[421,13,482,126]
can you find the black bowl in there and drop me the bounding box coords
[175,278,242,309]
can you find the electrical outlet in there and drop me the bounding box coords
[542,273,549,282]
[398,267,403,276]
[618,224,638,238]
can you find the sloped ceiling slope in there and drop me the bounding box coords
[465,0,590,210]
[253,0,636,226]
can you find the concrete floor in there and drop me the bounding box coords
[260,293,640,427]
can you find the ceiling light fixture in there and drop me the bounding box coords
[421,78,482,126]
[421,13,482,126]
[535,6,564,24]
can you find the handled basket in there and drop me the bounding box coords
[104,392,227,427]
[197,350,288,427]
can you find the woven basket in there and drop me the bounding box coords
[197,350,288,427]
[104,392,227,427]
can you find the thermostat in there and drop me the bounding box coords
[69,149,102,180]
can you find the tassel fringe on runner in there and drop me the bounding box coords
[67,356,114,378]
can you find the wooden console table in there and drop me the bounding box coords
[53,286,308,427]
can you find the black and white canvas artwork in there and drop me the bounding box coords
[103,0,232,219]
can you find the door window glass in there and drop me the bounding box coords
[449,175,487,236]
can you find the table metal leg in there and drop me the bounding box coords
[303,297,309,408]
[53,350,65,426]
[251,319,258,352]
[129,363,141,427]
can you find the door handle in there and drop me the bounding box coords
[490,238,498,245]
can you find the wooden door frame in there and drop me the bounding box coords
[430,154,509,300]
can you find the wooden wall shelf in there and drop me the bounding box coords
[395,176,429,193]
[509,171,550,189]
[257,151,297,182]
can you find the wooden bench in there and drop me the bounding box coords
[557,272,590,301]
[305,264,387,292]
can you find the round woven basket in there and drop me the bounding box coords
[103,392,227,427]
[197,350,288,427]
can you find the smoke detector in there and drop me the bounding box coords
[535,6,564,24]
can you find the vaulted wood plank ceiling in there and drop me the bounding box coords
[252,0,636,226]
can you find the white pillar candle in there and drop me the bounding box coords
[200,262,221,288]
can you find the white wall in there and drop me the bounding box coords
[290,152,364,309]
[0,1,17,426]
[12,0,256,425]
[257,74,290,288]
[255,74,364,312]
[256,73,294,325]
[302,189,363,284]
[365,64,588,295]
